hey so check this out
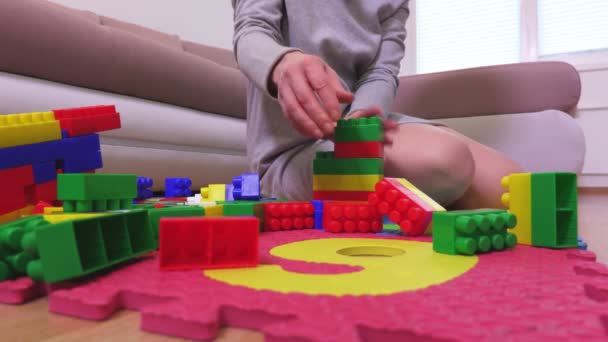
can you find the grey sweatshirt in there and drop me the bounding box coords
[232,0,409,177]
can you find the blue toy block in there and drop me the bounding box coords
[136,177,154,200]
[165,178,192,197]
[577,236,588,250]
[33,161,57,184]
[312,200,324,230]
[0,133,102,173]
[232,173,261,201]
[225,183,234,201]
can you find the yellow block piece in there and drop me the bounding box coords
[43,206,64,214]
[43,213,106,224]
[200,184,226,201]
[0,206,34,224]
[313,174,382,191]
[0,112,61,148]
[395,178,445,212]
[501,173,532,245]
[204,205,224,216]
[206,238,477,296]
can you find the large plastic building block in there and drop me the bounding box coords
[53,105,121,137]
[334,117,383,142]
[222,201,264,230]
[313,152,384,175]
[577,236,588,250]
[26,180,58,204]
[0,133,102,174]
[432,209,518,256]
[312,190,371,201]
[136,177,154,201]
[32,160,56,184]
[200,184,226,202]
[311,200,324,230]
[368,178,445,236]
[148,206,205,244]
[263,202,315,231]
[334,141,383,159]
[165,178,192,198]
[500,173,532,245]
[0,111,61,149]
[21,210,155,283]
[322,201,382,233]
[232,173,261,200]
[0,165,35,215]
[159,217,259,271]
[58,174,137,212]
[313,174,382,192]
[225,183,235,201]
[530,173,578,248]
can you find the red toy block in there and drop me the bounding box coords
[312,190,372,201]
[0,165,35,215]
[368,178,435,236]
[53,105,121,137]
[322,201,382,233]
[263,202,315,231]
[26,180,57,204]
[159,217,259,271]
[32,201,53,214]
[334,141,383,158]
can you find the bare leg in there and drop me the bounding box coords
[384,124,522,208]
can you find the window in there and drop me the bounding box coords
[414,0,608,74]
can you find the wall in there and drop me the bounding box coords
[48,0,235,49]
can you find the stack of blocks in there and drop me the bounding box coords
[0,105,120,224]
[313,117,384,201]
[501,172,578,248]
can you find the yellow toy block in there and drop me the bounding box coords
[200,184,226,201]
[501,173,532,245]
[0,206,34,224]
[204,205,224,216]
[43,206,64,214]
[313,174,382,191]
[395,178,445,212]
[43,212,106,224]
[0,111,61,148]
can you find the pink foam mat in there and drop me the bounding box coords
[36,230,608,341]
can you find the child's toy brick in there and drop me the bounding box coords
[0,165,35,215]
[432,209,517,256]
[200,184,226,202]
[322,201,382,233]
[165,178,192,198]
[368,178,445,236]
[312,190,371,201]
[159,217,259,270]
[148,206,205,244]
[334,117,383,142]
[27,180,58,204]
[53,105,121,137]
[0,111,61,149]
[136,177,154,201]
[58,174,137,212]
[312,200,324,230]
[578,236,588,250]
[334,141,383,159]
[263,202,315,231]
[232,173,261,200]
[313,174,381,192]
[225,184,235,201]
[313,151,384,175]
[501,173,532,244]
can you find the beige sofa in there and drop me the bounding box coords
[0,0,585,191]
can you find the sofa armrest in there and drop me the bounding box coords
[391,61,581,120]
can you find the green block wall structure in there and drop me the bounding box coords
[530,172,578,248]
[21,210,154,283]
[58,174,137,212]
[334,117,383,142]
[433,209,518,256]
[313,152,384,175]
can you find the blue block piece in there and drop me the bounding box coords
[0,133,102,172]
[312,200,324,230]
[33,160,58,184]
[577,236,588,250]
[165,178,192,197]
[137,177,154,189]
[232,173,261,200]
[225,183,234,201]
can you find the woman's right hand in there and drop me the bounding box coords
[272,51,354,139]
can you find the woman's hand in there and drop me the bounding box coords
[348,106,398,145]
[272,52,354,139]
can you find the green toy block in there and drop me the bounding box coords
[148,206,204,244]
[58,174,137,212]
[222,202,264,230]
[334,117,383,142]
[531,172,578,248]
[313,151,384,175]
[21,210,154,283]
[433,209,517,256]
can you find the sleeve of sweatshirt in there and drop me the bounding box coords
[347,4,409,116]
[232,0,300,97]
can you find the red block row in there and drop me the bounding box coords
[323,201,382,233]
[334,141,383,158]
[312,190,372,201]
[159,217,259,271]
[263,202,315,231]
[53,105,121,137]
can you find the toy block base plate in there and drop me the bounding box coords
[39,230,608,341]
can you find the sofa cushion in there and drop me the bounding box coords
[0,0,247,119]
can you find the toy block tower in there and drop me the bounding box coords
[312,117,384,201]
[501,172,577,248]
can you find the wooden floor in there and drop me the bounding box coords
[1,188,606,342]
